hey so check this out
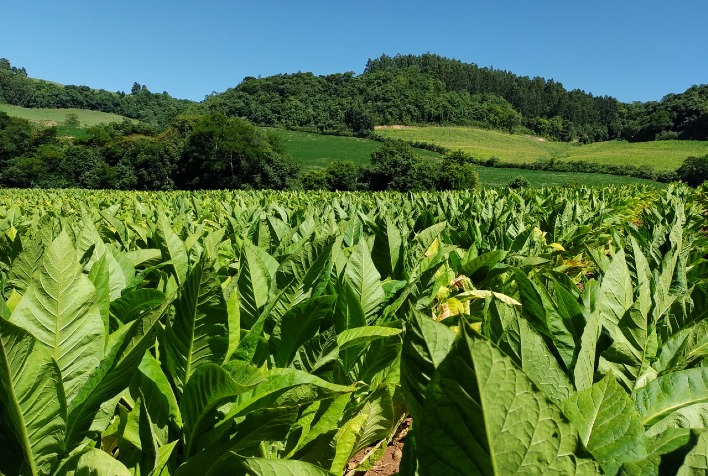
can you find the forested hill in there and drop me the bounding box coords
[0,58,193,127]
[204,53,708,143]
[2,54,706,143]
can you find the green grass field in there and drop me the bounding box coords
[0,103,130,127]
[266,128,439,169]
[475,166,658,187]
[375,126,708,171]
[267,128,660,187]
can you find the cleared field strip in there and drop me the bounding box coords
[375,126,708,171]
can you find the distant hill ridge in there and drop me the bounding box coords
[1,54,706,142]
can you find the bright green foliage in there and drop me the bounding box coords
[0,183,705,476]
[415,324,601,475]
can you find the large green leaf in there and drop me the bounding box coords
[598,249,634,332]
[7,238,44,295]
[65,295,174,448]
[574,281,602,391]
[270,295,336,368]
[116,396,159,476]
[176,407,298,474]
[461,250,507,285]
[653,318,708,374]
[288,394,350,459]
[517,317,574,404]
[0,318,66,476]
[129,352,182,444]
[333,280,366,333]
[344,239,385,322]
[10,231,104,406]
[635,368,708,427]
[222,367,355,422]
[677,430,708,475]
[270,236,335,324]
[416,324,601,475]
[330,389,394,475]
[155,214,188,285]
[513,269,575,369]
[180,363,261,456]
[371,217,403,279]
[203,454,335,476]
[337,325,401,350]
[237,241,273,328]
[562,376,647,475]
[54,448,132,476]
[164,255,229,391]
[110,288,166,325]
[400,310,455,421]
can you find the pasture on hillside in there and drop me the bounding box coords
[0,103,130,126]
[267,128,439,169]
[0,103,133,138]
[475,165,660,187]
[267,128,660,187]
[375,126,708,171]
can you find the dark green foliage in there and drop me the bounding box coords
[344,108,374,136]
[175,113,299,190]
[367,141,436,191]
[0,112,35,165]
[365,142,480,191]
[508,176,531,189]
[437,151,481,190]
[301,168,330,190]
[302,161,363,191]
[676,155,708,187]
[630,85,708,141]
[0,109,298,191]
[324,161,361,191]
[64,112,80,127]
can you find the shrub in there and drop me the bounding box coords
[508,176,530,189]
[676,155,708,187]
[437,151,480,190]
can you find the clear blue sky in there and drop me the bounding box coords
[1,0,706,103]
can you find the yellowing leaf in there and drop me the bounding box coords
[6,289,22,312]
[550,242,566,251]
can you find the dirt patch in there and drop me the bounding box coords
[39,120,59,127]
[347,418,410,476]
[374,125,415,130]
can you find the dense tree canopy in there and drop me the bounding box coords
[0,111,299,190]
[175,113,298,190]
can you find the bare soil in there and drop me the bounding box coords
[373,125,415,130]
[346,418,411,476]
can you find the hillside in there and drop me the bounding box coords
[375,126,708,171]
[0,103,132,127]
[204,53,708,144]
[0,58,193,127]
[3,54,707,145]
[270,128,659,187]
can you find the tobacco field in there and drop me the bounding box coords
[0,184,707,475]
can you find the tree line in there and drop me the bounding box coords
[0,110,484,191]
